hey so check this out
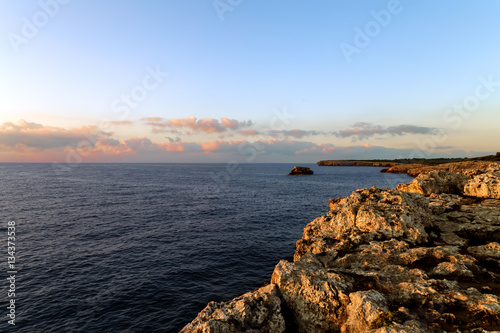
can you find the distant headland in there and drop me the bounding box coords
[318,153,500,177]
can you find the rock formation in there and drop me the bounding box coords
[289,166,314,175]
[181,162,500,332]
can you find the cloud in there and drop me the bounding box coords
[221,117,244,130]
[65,136,489,162]
[86,138,134,156]
[141,116,253,134]
[142,117,163,122]
[295,147,317,155]
[105,120,133,126]
[199,140,221,151]
[268,129,324,139]
[0,119,110,151]
[166,136,182,142]
[239,129,260,136]
[333,123,441,140]
[433,146,455,150]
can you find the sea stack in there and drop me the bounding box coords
[288,166,313,175]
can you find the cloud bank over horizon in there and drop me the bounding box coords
[0,119,491,163]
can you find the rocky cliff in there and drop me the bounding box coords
[385,161,500,178]
[181,162,500,333]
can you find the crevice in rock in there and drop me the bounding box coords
[276,290,299,333]
[408,256,442,271]
[456,230,500,246]
[423,225,443,247]
[475,258,500,275]
[342,272,380,292]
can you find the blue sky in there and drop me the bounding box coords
[1,0,499,162]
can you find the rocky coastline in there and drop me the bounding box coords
[383,161,500,178]
[317,160,398,167]
[181,161,500,333]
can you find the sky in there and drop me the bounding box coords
[1,0,499,163]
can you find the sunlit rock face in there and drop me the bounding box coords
[179,284,287,333]
[464,165,500,199]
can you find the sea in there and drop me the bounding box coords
[0,163,410,332]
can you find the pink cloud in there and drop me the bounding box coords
[82,139,134,156]
[157,142,186,152]
[220,117,239,129]
[142,117,163,122]
[239,129,260,136]
[0,119,109,151]
[317,143,336,153]
[106,120,133,126]
[142,116,253,134]
[295,147,317,154]
[200,140,220,151]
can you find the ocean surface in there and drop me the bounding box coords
[0,163,409,332]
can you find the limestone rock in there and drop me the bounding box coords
[386,161,500,178]
[270,255,351,332]
[295,187,432,260]
[289,166,314,175]
[179,284,286,333]
[384,164,428,175]
[396,170,470,196]
[464,167,500,199]
[468,242,500,259]
[343,290,389,332]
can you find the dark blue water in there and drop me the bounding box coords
[0,163,409,332]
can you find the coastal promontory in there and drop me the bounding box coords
[181,161,500,332]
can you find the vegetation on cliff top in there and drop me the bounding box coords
[318,152,500,166]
